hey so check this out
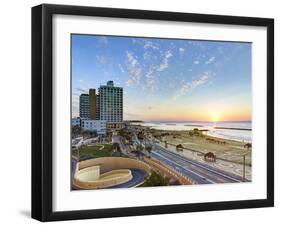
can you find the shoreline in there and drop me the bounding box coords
[134,123,251,143]
[214,126,251,131]
[134,124,252,166]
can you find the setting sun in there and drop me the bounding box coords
[210,112,220,122]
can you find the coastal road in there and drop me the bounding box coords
[130,131,245,184]
[151,144,245,184]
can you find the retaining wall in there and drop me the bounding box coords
[73,157,151,189]
[78,157,151,174]
[74,169,132,189]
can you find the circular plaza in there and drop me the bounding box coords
[73,157,151,189]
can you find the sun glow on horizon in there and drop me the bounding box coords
[209,111,221,122]
[129,103,251,122]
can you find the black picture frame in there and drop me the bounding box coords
[32,4,274,222]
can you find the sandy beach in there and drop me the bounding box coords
[141,127,252,180]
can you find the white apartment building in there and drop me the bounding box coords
[71,117,81,126]
[81,119,107,135]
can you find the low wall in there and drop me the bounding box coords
[74,169,132,189]
[78,157,151,174]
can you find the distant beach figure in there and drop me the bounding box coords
[204,152,216,162]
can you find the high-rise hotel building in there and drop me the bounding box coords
[89,89,97,120]
[79,94,89,119]
[78,81,123,130]
[98,81,123,123]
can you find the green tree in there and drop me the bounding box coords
[136,144,144,157]
[112,142,122,156]
[72,125,81,138]
[145,145,152,157]
[141,171,169,187]
[126,135,133,145]
[119,128,128,138]
[83,130,97,138]
[137,132,145,141]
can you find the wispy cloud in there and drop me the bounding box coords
[96,55,109,64]
[143,51,152,60]
[145,76,158,92]
[157,49,173,71]
[144,40,159,50]
[173,71,211,100]
[118,63,125,73]
[76,87,88,93]
[205,56,216,64]
[179,47,185,57]
[193,60,200,65]
[126,52,142,86]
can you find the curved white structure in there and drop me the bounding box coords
[73,157,151,189]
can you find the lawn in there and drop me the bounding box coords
[72,144,114,159]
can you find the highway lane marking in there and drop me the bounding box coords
[134,135,241,182]
[158,147,241,182]
[151,152,214,184]
[154,145,241,182]
[152,151,221,184]
[153,149,227,182]
[136,134,241,182]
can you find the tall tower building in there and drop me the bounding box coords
[96,94,100,120]
[79,94,89,119]
[98,81,123,123]
[89,89,97,120]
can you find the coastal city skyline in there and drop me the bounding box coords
[71,34,252,190]
[72,35,251,122]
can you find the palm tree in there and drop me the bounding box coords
[126,136,132,145]
[136,144,144,158]
[145,145,152,158]
[112,142,121,156]
[137,131,145,142]
[76,144,86,161]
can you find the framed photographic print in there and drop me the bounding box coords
[32,4,274,221]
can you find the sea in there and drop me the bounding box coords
[136,121,252,143]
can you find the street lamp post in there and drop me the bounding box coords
[243,155,246,181]
[78,146,80,162]
[241,151,250,182]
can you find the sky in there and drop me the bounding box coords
[72,34,252,122]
